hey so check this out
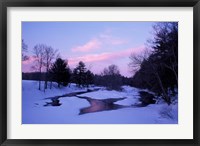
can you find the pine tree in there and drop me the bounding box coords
[129,22,178,105]
[49,58,71,88]
[73,61,87,87]
[85,70,94,87]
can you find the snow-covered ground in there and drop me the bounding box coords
[22,80,178,124]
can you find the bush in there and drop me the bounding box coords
[139,91,156,106]
[159,104,178,120]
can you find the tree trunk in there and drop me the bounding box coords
[155,72,171,105]
[150,62,171,105]
[43,82,45,92]
[163,63,178,86]
[50,81,52,89]
[172,66,178,85]
[45,75,48,89]
[39,80,41,90]
[39,67,41,90]
[45,62,49,89]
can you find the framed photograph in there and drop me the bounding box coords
[0,0,199,145]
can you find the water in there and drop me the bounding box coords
[44,98,62,106]
[43,89,128,114]
[78,97,127,115]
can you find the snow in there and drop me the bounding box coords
[22,80,178,124]
[77,86,140,106]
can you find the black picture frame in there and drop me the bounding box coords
[0,0,199,145]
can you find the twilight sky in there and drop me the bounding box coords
[22,22,155,77]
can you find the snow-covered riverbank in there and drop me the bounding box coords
[22,80,178,124]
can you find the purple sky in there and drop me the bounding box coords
[22,22,154,77]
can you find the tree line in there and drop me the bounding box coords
[22,42,128,90]
[129,22,178,105]
[22,58,129,91]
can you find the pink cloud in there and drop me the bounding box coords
[71,29,128,53]
[68,46,145,66]
[71,39,101,52]
[22,56,36,72]
[99,28,128,45]
[22,46,146,76]
[99,33,127,45]
[22,56,37,65]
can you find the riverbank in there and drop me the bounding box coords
[22,80,178,124]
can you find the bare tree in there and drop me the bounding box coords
[151,22,178,85]
[102,64,122,90]
[129,23,178,105]
[148,61,171,105]
[129,48,152,73]
[32,44,45,90]
[129,49,171,104]
[162,57,178,85]
[44,46,58,89]
[22,39,29,61]
[107,64,120,75]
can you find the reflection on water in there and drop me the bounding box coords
[79,97,127,115]
[43,95,128,115]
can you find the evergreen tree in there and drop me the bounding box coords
[49,58,71,88]
[129,22,178,105]
[85,70,94,87]
[73,61,87,87]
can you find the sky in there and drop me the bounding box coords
[22,21,155,77]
